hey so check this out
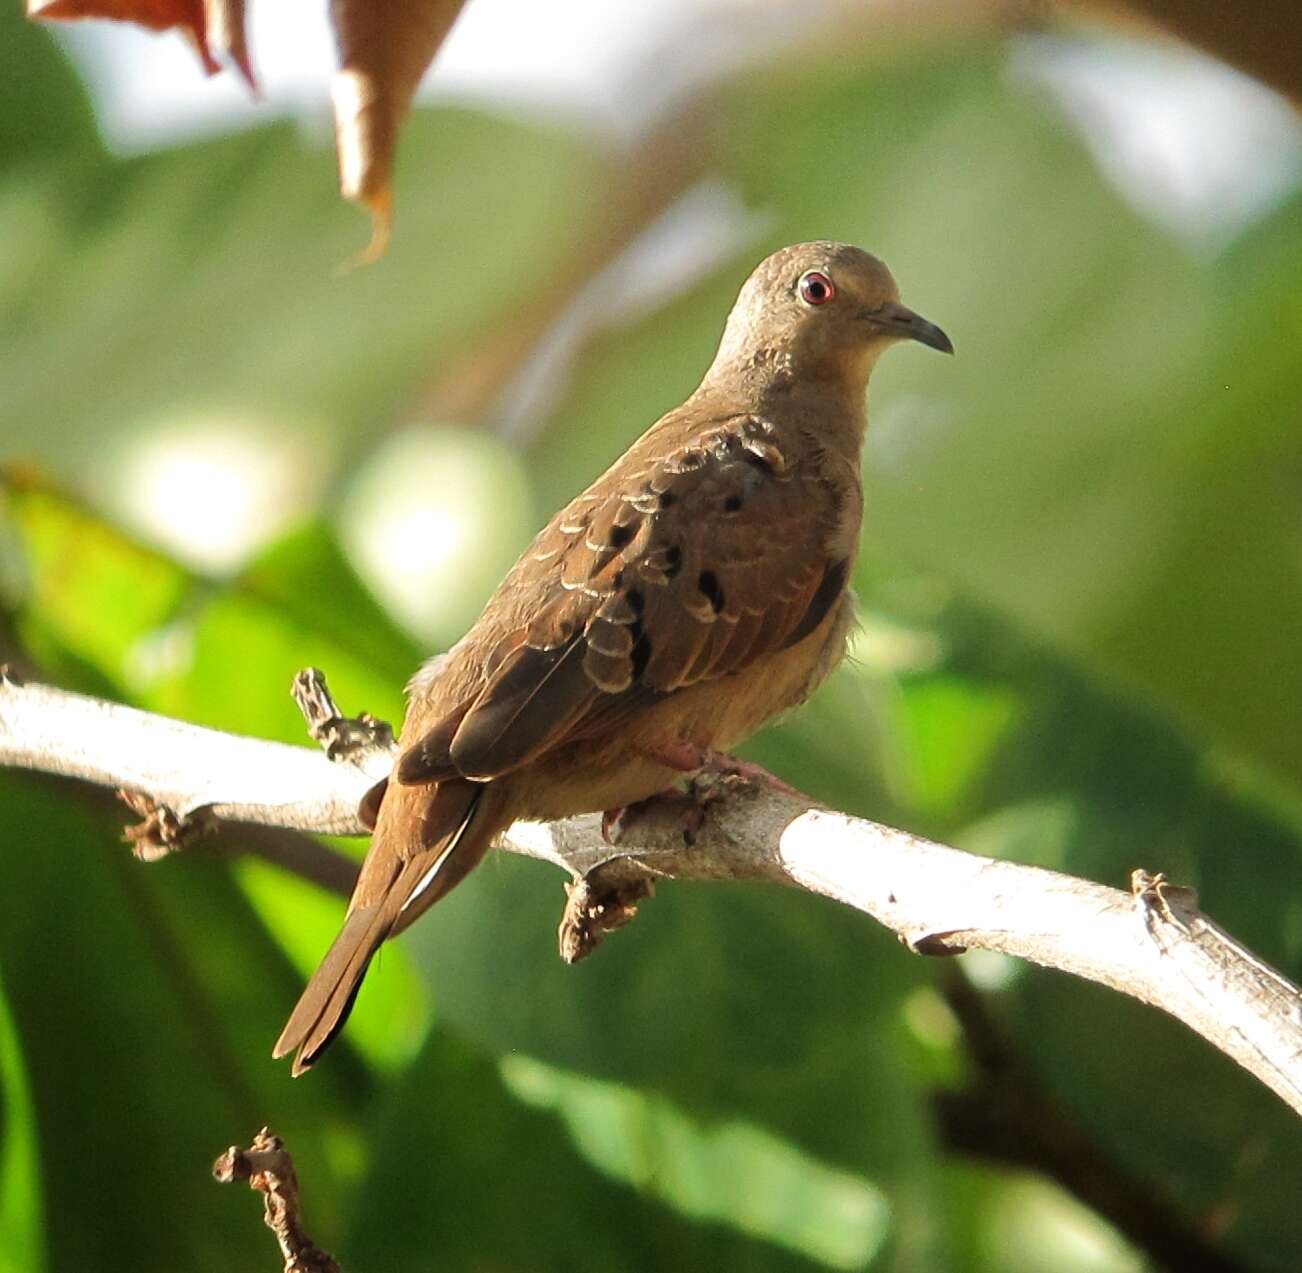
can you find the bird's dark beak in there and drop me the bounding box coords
[868,301,954,354]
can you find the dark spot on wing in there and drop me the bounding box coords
[698,570,725,614]
[630,621,652,681]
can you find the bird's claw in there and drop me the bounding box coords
[643,742,805,799]
[699,753,803,797]
[602,788,714,847]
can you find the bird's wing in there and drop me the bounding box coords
[398,414,849,785]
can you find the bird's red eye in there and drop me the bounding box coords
[798,271,835,306]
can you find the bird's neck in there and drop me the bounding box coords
[696,345,873,442]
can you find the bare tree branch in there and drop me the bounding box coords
[0,667,389,849]
[2,666,1300,1116]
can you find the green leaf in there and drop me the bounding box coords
[0,966,45,1273]
[0,8,101,170]
[0,772,365,1270]
[344,1026,835,1272]
[239,520,422,687]
[892,675,1022,817]
[500,1053,891,1270]
[400,855,947,1263]
[2,474,192,693]
[0,108,609,504]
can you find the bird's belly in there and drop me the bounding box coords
[511,593,854,820]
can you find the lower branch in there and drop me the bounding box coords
[2,667,1300,1115]
[934,968,1245,1273]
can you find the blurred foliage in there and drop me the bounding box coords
[1,4,1301,1272]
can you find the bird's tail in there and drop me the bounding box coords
[273,777,499,1076]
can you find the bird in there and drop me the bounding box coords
[274,241,952,1074]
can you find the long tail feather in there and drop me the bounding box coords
[272,902,391,1075]
[273,779,495,1075]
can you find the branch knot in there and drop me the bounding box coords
[119,790,212,861]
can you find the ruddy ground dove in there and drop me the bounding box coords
[276,240,952,1073]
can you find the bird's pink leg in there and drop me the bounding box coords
[641,742,804,797]
[601,744,802,845]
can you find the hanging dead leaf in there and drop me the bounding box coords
[29,0,222,76]
[30,0,463,258]
[331,0,470,261]
[204,0,256,91]
[30,0,255,87]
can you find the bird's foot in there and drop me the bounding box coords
[603,790,708,846]
[599,747,802,853]
[643,742,804,798]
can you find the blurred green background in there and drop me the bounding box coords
[1,3,1300,1271]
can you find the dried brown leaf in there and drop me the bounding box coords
[330,0,469,260]
[204,0,255,91]
[30,0,221,75]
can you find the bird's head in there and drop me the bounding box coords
[710,241,952,397]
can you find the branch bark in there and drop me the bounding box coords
[2,666,1300,1117]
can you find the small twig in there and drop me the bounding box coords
[292,667,394,763]
[213,1128,341,1273]
[118,789,214,860]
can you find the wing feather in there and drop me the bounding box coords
[395,413,850,785]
